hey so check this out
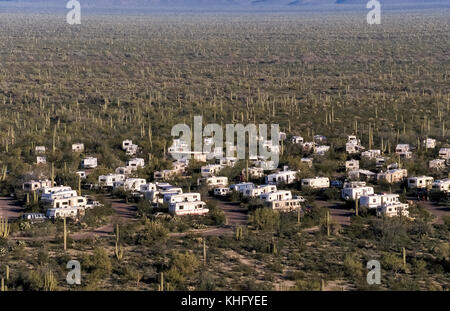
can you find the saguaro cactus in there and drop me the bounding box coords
[0,217,10,238]
[203,238,207,265]
[63,217,67,251]
[326,210,330,237]
[115,224,124,261]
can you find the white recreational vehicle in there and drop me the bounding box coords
[72,143,84,152]
[438,148,450,160]
[230,183,255,194]
[243,185,277,197]
[432,179,450,193]
[359,194,401,209]
[376,203,409,218]
[123,178,147,191]
[407,176,434,189]
[213,188,231,197]
[23,179,55,192]
[164,193,201,205]
[341,185,374,201]
[266,167,298,185]
[169,201,209,216]
[81,157,98,169]
[98,174,126,188]
[126,158,145,170]
[301,177,330,189]
[260,190,293,202]
[197,176,229,188]
[200,164,223,177]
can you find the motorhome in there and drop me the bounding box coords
[41,190,78,202]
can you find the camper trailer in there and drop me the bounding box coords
[230,183,255,194]
[266,167,298,185]
[432,179,450,193]
[126,158,145,170]
[395,144,412,159]
[98,174,126,188]
[169,201,209,216]
[81,157,98,169]
[123,178,147,191]
[438,148,450,160]
[72,143,84,152]
[291,136,304,144]
[197,176,229,188]
[301,177,330,189]
[360,194,401,209]
[260,190,292,202]
[213,188,231,197]
[164,193,201,205]
[23,179,54,192]
[407,176,434,189]
[243,185,277,197]
[377,169,408,183]
[341,185,374,201]
[423,138,436,149]
[376,203,409,218]
[200,164,223,177]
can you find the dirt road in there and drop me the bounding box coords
[0,196,25,219]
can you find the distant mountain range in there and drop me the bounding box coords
[1,0,449,9]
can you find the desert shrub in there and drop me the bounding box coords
[249,208,280,231]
